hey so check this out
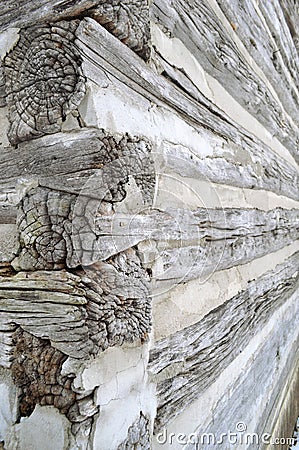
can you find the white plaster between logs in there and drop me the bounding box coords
[70,345,156,450]
[150,23,298,169]
[152,289,299,449]
[153,243,299,340]
[5,406,73,450]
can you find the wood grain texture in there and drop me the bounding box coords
[4,21,86,145]
[11,328,98,430]
[214,0,299,123]
[151,0,299,162]
[0,125,298,231]
[0,0,150,59]
[92,207,299,284]
[76,19,299,201]
[88,0,150,59]
[0,250,151,362]
[184,302,299,449]
[258,0,299,86]
[10,133,155,270]
[0,62,6,107]
[149,252,299,430]
[0,0,98,32]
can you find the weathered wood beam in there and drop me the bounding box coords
[259,0,299,79]
[10,328,98,428]
[75,19,299,201]
[0,128,154,198]
[184,308,299,448]
[0,0,150,59]
[151,0,299,162]
[0,0,98,32]
[214,0,299,122]
[12,176,299,278]
[148,252,299,430]
[0,250,151,363]
[3,20,86,145]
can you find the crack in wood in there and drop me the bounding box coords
[88,0,150,60]
[0,1,151,60]
[4,20,86,145]
[151,0,299,163]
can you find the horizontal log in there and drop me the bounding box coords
[0,0,98,32]
[84,208,299,284]
[214,0,299,122]
[0,247,151,364]
[149,252,299,430]
[75,19,299,201]
[0,128,154,195]
[258,0,299,88]
[151,0,299,162]
[184,298,299,448]
[0,0,150,59]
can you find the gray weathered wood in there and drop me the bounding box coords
[85,207,299,283]
[75,19,299,202]
[4,21,86,145]
[0,0,98,32]
[215,0,299,123]
[0,1,150,60]
[149,252,299,430]
[151,0,299,162]
[184,306,299,449]
[0,247,151,363]
[258,0,299,87]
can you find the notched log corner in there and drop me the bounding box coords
[11,328,98,430]
[88,0,151,60]
[11,131,155,271]
[4,20,86,145]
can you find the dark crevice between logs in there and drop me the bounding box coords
[11,327,98,430]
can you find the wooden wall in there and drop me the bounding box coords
[0,0,298,448]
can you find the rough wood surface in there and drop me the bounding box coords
[88,0,150,59]
[0,128,153,191]
[149,252,299,430]
[0,250,151,362]
[184,303,299,449]
[11,328,98,430]
[258,0,299,87]
[151,0,299,162]
[11,175,299,279]
[92,207,299,283]
[214,0,299,123]
[118,413,150,450]
[4,21,86,145]
[76,19,299,201]
[0,0,150,59]
[0,62,6,107]
[0,125,298,232]
[0,0,98,32]
[10,133,155,270]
